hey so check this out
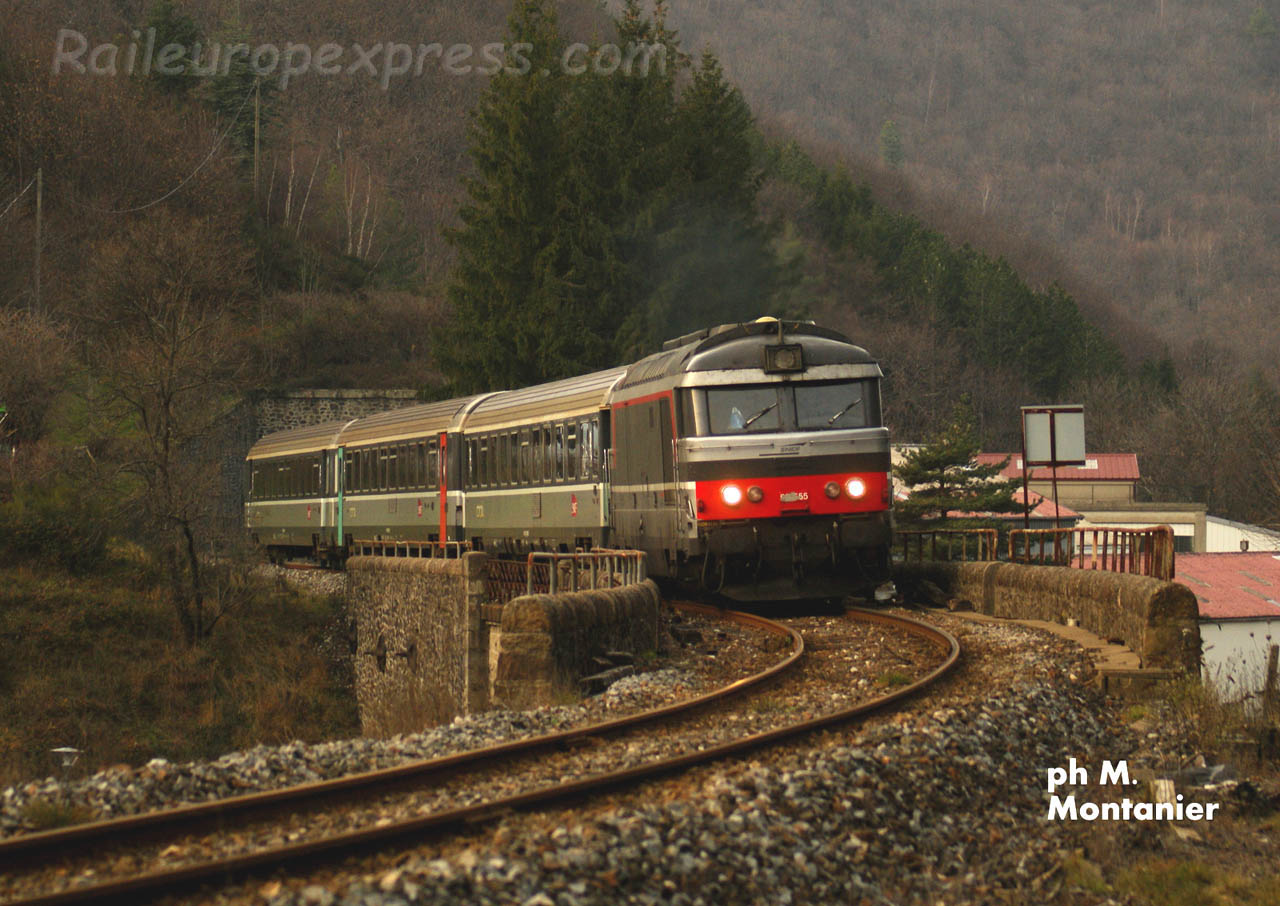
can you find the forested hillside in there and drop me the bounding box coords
[2,0,1278,549]
[652,0,1280,369]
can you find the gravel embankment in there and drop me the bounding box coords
[2,610,1130,906]
[254,614,1127,906]
[265,678,1121,906]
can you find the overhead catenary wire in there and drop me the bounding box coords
[68,81,258,216]
[0,177,36,223]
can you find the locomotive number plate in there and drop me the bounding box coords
[779,491,809,503]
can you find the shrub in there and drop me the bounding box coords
[0,479,110,574]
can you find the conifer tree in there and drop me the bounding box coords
[438,0,570,393]
[145,1,201,96]
[879,119,904,168]
[893,401,1020,526]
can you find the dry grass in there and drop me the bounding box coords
[1117,859,1280,906]
[0,560,358,786]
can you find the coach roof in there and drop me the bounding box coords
[246,419,353,460]
[461,367,627,431]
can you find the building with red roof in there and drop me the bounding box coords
[975,453,1140,506]
[1177,552,1280,694]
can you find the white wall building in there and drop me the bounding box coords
[1178,553,1280,700]
[1205,516,1280,553]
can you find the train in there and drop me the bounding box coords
[244,318,893,601]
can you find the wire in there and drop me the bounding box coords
[0,177,35,223]
[69,82,257,215]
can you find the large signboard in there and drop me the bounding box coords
[1021,405,1085,467]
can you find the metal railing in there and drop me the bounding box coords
[485,549,648,604]
[351,539,472,559]
[1008,525,1175,581]
[898,529,999,563]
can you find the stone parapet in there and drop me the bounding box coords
[895,561,1201,672]
[493,580,662,710]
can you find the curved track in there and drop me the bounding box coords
[0,607,958,906]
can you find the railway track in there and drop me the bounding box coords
[0,606,959,906]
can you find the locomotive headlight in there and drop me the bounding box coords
[845,477,867,499]
[824,481,841,499]
[721,484,744,506]
[747,485,764,503]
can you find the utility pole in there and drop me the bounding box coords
[253,81,261,200]
[33,167,42,314]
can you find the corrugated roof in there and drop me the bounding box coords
[943,488,1081,521]
[976,452,1140,482]
[1177,552,1280,620]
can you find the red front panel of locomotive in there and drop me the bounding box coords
[695,471,890,521]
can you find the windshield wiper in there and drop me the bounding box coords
[827,395,863,426]
[743,402,778,428]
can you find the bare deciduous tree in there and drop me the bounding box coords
[80,212,253,645]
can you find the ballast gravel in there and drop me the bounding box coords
[252,614,1127,906]
[0,669,700,836]
[267,681,1119,906]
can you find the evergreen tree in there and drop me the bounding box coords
[438,0,571,393]
[439,0,784,390]
[878,119,904,168]
[619,50,779,354]
[893,401,1020,526]
[144,1,201,96]
[202,25,278,162]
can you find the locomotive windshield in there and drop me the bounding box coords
[701,379,880,436]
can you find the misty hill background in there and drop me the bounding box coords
[656,0,1280,369]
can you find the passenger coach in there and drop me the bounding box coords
[245,318,892,600]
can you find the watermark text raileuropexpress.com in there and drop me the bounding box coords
[51,29,668,90]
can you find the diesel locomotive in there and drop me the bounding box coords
[245,318,892,601]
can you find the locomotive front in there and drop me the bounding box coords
[611,319,892,602]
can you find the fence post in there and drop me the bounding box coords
[1265,645,1279,720]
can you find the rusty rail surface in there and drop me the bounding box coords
[0,609,958,906]
[898,528,999,563]
[1008,524,1175,581]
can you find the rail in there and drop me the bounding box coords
[350,539,472,559]
[897,528,998,563]
[1008,525,1175,581]
[0,608,957,906]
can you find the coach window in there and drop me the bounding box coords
[564,423,577,480]
[580,419,594,479]
[531,428,542,484]
[507,431,518,485]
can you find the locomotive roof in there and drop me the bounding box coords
[618,320,877,390]
[337,396,482,447]
[462,367,626,431]
[246,419,353,460]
